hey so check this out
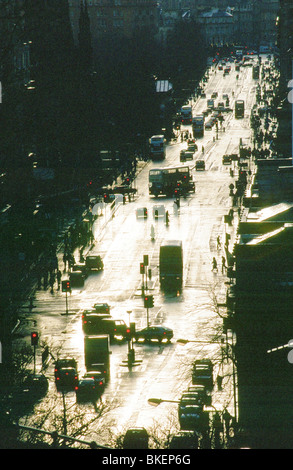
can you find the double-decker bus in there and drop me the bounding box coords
[149,135,165,160]
[235,99,245,119]
[192,114,205,137]
[149,166,195,197]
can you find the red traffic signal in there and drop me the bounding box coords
[144,295,154,309]
[140,262,145,275]
[62,280,71,292]
[31,331,39,346]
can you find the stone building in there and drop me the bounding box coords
[68,0,159,46]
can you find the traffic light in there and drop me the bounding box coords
[143,207,148,218]
[140,262,145,275]
[104,193,110,203]
[62,280,71,292]
[125,323,135,341]
[31,331,39,347]
[143,255,149,266]
[144,295,154,308]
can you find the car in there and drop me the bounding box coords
[136,207,148,218]
[22,374,49,398]
[92,303,111,314]
[75,378,99,403]
[195,160,205,171]
[134,325,173,343]
[123,428,149,449]
[192,359,213,389]
[69,270,85,287]
[211,92,218,99]
[187,384,212,406]
[179,391,205,407]
[205,120,213,130]
[83,370,106,390]
[85,255,104,271]
[178,404,204,431]
[182,150,193,161]
[56,367,79,391]
[54,357,77,379]
[187,143,198,152]
[222,154,232,164]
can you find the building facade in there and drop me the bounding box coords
[69,0,159,45]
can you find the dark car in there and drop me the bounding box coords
[54,357,77,379]
[75,378,99,403]
[134,326,173,343]
[54,357,79,391]
[195,160,205,171]
[187,384,212,406]
[56,367,79,391]
[69,270,85,288]
[192,359,213,389]
[83,371,106,392]
[22,374,49,398]
[178,404,204,431]
[85,255,104,271]
[123,428,149,449]
[92,303,111,314]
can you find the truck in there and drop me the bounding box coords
[180,105,192,124]
[84,335,111,382]
[149,135,165,160]
[159,240,183,291]
[192,115,204,138]
[149,166,195,198]
[235,99,245,119]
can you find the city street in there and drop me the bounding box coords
[16,58,259,446]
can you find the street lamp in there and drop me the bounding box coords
[148,398,179,407]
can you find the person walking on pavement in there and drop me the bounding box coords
[57,270,62,290]
[221,256,227,274]
[217,236,221,250]
[212,257,218,272]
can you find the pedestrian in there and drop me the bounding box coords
[212,257,218,272]
[202,146,205,154]
[63,253,68,272]
[222,256,226,273]
[150,224,155,241]
[49,272,55,293]
[217,236,221,250]
[57,270,62,290]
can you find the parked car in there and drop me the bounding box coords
[192,359,213,389]
[123,428,149,449]
[134,326,173,343]
[187,384,212,406]
[22,374,49,398]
